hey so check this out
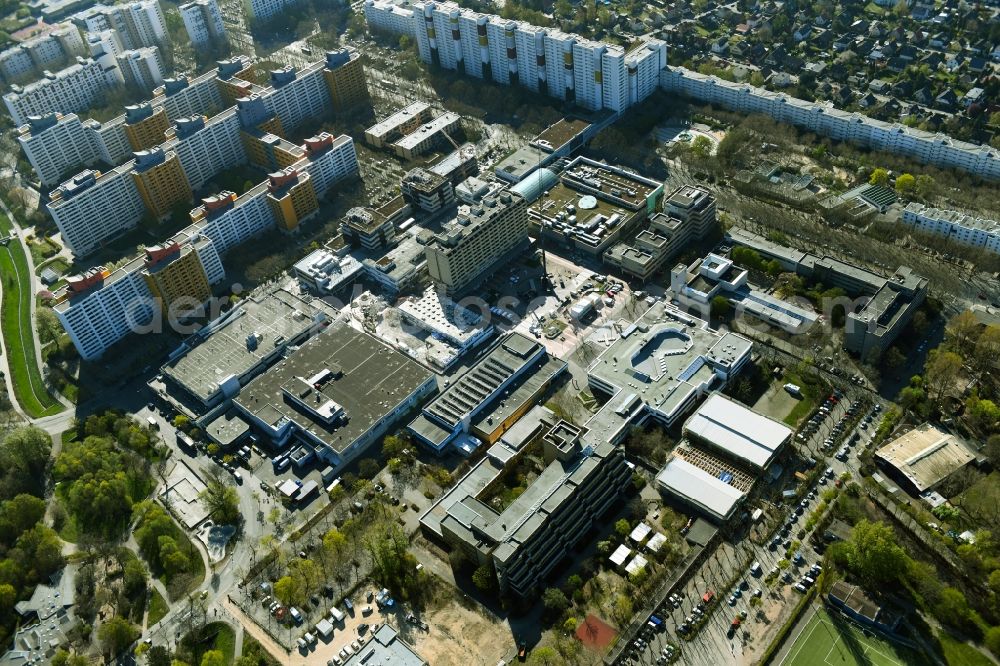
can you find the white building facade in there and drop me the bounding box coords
[903,202,1000,254]
[179,0,226,47]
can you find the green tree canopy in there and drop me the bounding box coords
[847,520,909,586]
[98,616,139,656]
[869,168,889,186]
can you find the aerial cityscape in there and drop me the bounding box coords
[0,0,997,664]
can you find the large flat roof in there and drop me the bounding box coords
[656,456,745,522]
[684,393,791,469]
[236,323,434,455]
[875,423,975,492]
[162,289,331,405]
[342,624,427,666]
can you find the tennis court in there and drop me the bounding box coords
[782,607,925,666]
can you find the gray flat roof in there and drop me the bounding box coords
[342,624,426,666]
[162,290,331,405]
[875,423,975,492]
[684,393,791,469]
[236,323,434,455]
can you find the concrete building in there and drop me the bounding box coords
[670,252,818,333]
[17,112,100,186]
[362,232,427,295]
[409,332,566,453]
[526,156,663,257]
[160,287,332,409]
[130,147,191,219]
[340,205,399,251]
[265,166,318,231]
[585,302,753,447]
[53,227,224,360]
[398,287,494,353]
[664,184,717,238]
[342,625,427,666]
[322,48,369,113]
[365,101,432,148]
[179,0,226,47]
[246,0,304,21]
[0,22,86,82]
[48,166,146,256]
[116,46,164,91]
[235,322,436,468]
[364,0,665,114]
[903,202,1000,255]
[2,56,122,127]
[729,228,928,358]
[420,405,629,597]
[123,102,169,150]
[140,239,214,318]
[73,0,167,50]
[874,423,976,495]
[660,66,1000,181]
[391,111,461,159]
[292,249,364,295]
[424,190,529,296]
[400,167,455,213]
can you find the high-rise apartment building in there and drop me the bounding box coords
[266,167,318,231]
[117,46,164,91]
[130,148,192,219]
[73,0,168,50]
[0,23,86,82]
[365,0,664,114]
[246,0,303,22]
[140,240,215,318]
[424,190,528,295]
[123,102,169,150]
[2,56,123,126]
[401,167,455,213]
[322,48,369,113]
[179,0,226,47]
[48,166,146,255]
[17,113,100,186]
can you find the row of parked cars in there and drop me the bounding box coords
[793,563,823,593]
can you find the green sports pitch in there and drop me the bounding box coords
[781,607,927,666]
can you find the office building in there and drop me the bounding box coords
[398,287,494,353]
[0,22,86,82]
[420,405,629,597]
[2,56,123,127]
[179,0,226,47]
[292,249,364,295]
[123,102,169,150]
[363,0,665,113]
[903,202,1000,255]
[17,112,100,186]
[409,332,566,452]
[48,166,145,256]
[73,0,167,50]
[400,167,455,213]
[365,102,432,148]
[654,393,789,522]
[391,111,461,159]
[362,233,427,295]
[424,190,529,296]
[660,66,1000,181]
[524,156,663,257]
[323,48,369,113]
[728,228,928,358]
[161,287,333,409]
[235,322,436,468]
[53,227,224,360]
[874,423,976,495]
[664,184,717,238]
[130,148,192,219]
[584,302,753,448]
[340,205,398,251]
[116,46,164,91]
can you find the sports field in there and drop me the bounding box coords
[782,607,927,666]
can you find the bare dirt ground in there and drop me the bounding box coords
[405,596,511,666]
[752,382,798,422]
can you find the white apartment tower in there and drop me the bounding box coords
[0,23,87,81]
[117,46,164,91]
[2,57,123,127]
[75,0,168,50]
[17,113,102,186]
[47,166,146,256]
[179,0,226,47]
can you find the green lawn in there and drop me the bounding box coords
[936,633,994,666]
[783,372,821,427]
[182,622,236,665]
[0,214,63,418]
[783,608,930,666]
[147,588,169,626]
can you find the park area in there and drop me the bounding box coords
[782,607,926,666]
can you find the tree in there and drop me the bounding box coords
[0,493,46,544]
[847,520,909,586]
[147,646,172,666]
[690,135,714,158]
[614,519,631,538]
[884,347,906,370]
[946,310,980,355]
[200,651,225,666]
[542,588,569,618]
[894,173,916,195]
[0,426,51,500]
[35,307,62,348]
[869,168,889,187]
[711,295,730,317]
[934,587,979,636]
[924,349,963,405]
[98,616,139,656]
[973,325,1000,377]
[200,469,240,526]
[273,575,299,607]
[985,626,1000,657]
[527,647,560,665]
[472,565,495,592]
